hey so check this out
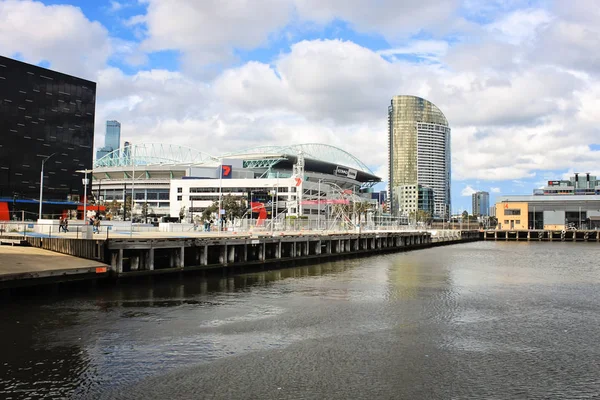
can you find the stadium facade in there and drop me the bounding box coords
[92,143,381,223]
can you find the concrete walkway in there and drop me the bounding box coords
[0,245,108,288]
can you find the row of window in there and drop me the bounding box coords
[180,186,295,194]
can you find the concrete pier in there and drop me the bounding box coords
[0,229,480,289]
[0,246,109,289]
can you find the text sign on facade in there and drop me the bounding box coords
[221,165,232,179]
[334,166,357,179]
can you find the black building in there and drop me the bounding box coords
[0,55,96,220]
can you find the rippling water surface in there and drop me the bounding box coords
[2,241,600,399]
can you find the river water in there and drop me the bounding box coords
[1,241,600,399]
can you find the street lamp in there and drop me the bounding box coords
[317,178,325,231]
[38,153,56,220]
[218,158,223,233]
[76,169,93,222]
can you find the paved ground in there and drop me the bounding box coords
[0,245,107,280]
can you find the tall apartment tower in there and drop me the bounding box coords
[472,191,490,216]
[387,95,451,219]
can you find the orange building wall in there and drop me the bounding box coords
[495,201,529,230]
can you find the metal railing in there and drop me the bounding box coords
[1,218,479,239]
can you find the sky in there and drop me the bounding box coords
[2,0,600,213]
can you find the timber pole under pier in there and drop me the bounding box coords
[105,231,435,276]
[481,230,600,242]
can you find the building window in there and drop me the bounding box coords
[177,195,182,201]
[505,209,521,216]
[504,220,509,224]
[516,220,521,224]
[177,187,182,193]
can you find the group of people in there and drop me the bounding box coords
[58,215,102,233]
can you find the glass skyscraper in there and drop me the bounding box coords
[96,120,120,161]
[105,120,121,151]
[0,55,96,219]
[472,191,490,216]
[387,95,451,219]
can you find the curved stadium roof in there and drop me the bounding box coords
[94,143,216,167]
[94,143,375,175]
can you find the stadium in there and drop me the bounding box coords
[92,143,382,226]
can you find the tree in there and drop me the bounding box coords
[141,202,153,223]
[409,210,432,225]
[124,195,132,220]
[199,195,247,224]
[461,210,469,220]
[202,202,218,222]
[222,195,247,222]
[106,200,120,220]
[354,201,373,224]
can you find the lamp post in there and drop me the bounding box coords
[130,160,135,238]
[76,169,93,223]
[38,153,56,220]
[318,179,321,231]
[218,158,223,233]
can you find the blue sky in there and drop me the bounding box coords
[1,0,600,213]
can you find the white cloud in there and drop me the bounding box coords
[134,0,292,67]
[0,0,111,79]
[214,39,402,124]
[378,40,449,62]
[5,0,597,188]
[490,187,501,193]
[294,0,460,39]
[109,1,123,12]
[461,185,477,196]
[487,8,552,45]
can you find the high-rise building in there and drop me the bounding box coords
[472,191,489,216]
[0,55,96,219]
[387,95,451,218]
[123,141,132,163]
[96,120,121,160]
[105,120,121,151]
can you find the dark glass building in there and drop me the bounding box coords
[0,55,96,220]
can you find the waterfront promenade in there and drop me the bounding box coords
[0,245,108,289]
[0,228,477,290]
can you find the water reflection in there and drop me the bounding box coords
[2,242,600,399]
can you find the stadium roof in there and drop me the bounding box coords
[94,143,375,175]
